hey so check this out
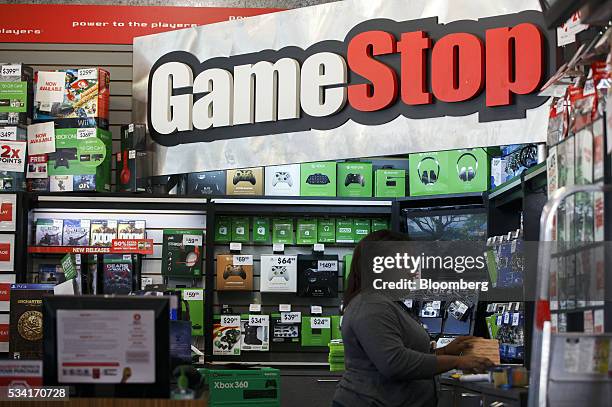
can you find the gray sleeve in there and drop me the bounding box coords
[352,301,438,380]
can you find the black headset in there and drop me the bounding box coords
[417,156,440,185]
[456,152,478,182]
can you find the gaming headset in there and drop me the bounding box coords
[417,156,441,185]
[456,152,478,182]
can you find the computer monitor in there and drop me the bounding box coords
[43,295,170,398]
[405,207,488,241]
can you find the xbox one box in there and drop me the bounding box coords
[216,254,253,291]
[226,167,263,195]
[90,219,117,247]
[47,127,112,192]
[337,162,373,197]
[260,255,297,293]
[62,219,90,246]
[265,164,300,196]
[34,68,110,129]
[375,169,406,197]
[161,229,203,278]
[300,162,336,197]
[187,170,226,195]
[9,284,54,360]
[0,63,34,126]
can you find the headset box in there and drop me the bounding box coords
[205,367,280,406]
[300,162,336,197]
[0,64,33,126]
[212,315,242,356]
[188,170,226,195]
[375,169,406,197]
[272,218,294,244]
[271,314,300,344]
[216,254,253,291]
[447,148,489,194]
[296,218,317,245]
[47,127,112,192]
[34,68,110,129]
[231,217,250,243]
[178,288,204,336]
[161,229,203,278]
[318,218,336,243]
[371,218,389,232]
[241,314,270,351]
[409,150,452,196]
[331,315,342,340]
[265,164,300,196]
[301,316,332,347]
[252,217,270,243]
[226,167,263,195]
[337,162,373,197]
[297,254,339,297]
[336,218,354,243]
[215,216,232,243]
[260,255,297,293]
[117,124,151,193]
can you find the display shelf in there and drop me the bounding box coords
[28,192,209,211]
[28,239,154,255]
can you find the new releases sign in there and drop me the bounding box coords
[134,0,555,175]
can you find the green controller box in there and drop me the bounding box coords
[300,162,337,197]
[337,162,373,197]
[203,367,281,407]
[301,316,332,347]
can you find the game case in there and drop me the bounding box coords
[241,316,270,351]
[35,219,63,246]
[90,219,118,247]
[117,220,146,240]
[38,264,65,284]
[61,219,90,246]
[102,254,133,295]
[213,316,242,356]
[9,284,54,360]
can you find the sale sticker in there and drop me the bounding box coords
[0,140,26,172]
[27,122,55,155]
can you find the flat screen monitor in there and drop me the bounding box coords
[43,295,170,398]
[419,317,443,334]
[443,315,473,336]
[405,207,487,241]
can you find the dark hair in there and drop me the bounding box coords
[342,229,410,309]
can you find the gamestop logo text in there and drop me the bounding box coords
[147,11,554,146]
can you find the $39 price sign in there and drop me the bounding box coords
[281,311,301,324]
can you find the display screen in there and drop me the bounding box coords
[405,208,487,241]
[443,316,472,335]
[419,317,443,334]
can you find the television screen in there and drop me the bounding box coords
[405,208,487,241]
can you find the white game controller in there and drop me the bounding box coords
[272,172,293,187]
[269,265,290,281]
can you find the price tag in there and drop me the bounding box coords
[128,123,135,132]
[141,277,153,288]
[230,242,242,251]
[311,305,323,315]
[183,234,202,246]
[182,289,203,301]
[279,304,291,312]
[249,303,261,312]
[275,256,295,265]
[233,255,253,266]
[0,127,17,141]
[248,314,269,326]
[273,243,285,252]
[78,67,98,79]
[314,244,325,252]
[281,311,301,324]
[221,315,240,327]
[317,260,338,272]
[310,316,330,329]
[503,312,510,324]
[512,312,520,326]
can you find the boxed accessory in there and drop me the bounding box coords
[226,167,264,195]
[272,218,294,244]
[331,315,342,340]
[371,218,389,232]
[47,127,112,192]
[90,219,117,247]
[231,217,250,243]
[216,254,253,291]
[187,170,226,195]
[337,162,373,197]
[213,315,242,356]
[35,219,63,246]
[271,314,300,344]
[61,219,90,246]
[241,315,270,351]
[375,168,406,197]
[253,217,270,243]
[301,316,332,347]
[215,216,232,243]
[343,253,353,282]
[448,148,490,194]
[296,218,317,245]
[300,161,337,197]
[33,68,110,129]
[297,254,339,297]
[336,218,354,243]
[117,124,152,193]
[178,288,204,336]
[205,367,280,406]
[161,229,203,277]
[317,218,336,243]
[102,254,133,295]
[265,164,300,196]
[354,218,370,242]
[0,63,33,126]
[260,255,298,293]
[117,220,146,239]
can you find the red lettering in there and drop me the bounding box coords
[432,33,484,102]
[347,30,398,111]
[485,23,543,107]
[398,31,432,105]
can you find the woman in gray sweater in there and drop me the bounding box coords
[333,230,493,407]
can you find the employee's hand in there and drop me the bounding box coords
[437,336,476,356]
[456,356,495,373]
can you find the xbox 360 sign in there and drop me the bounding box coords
[147,10,554,147]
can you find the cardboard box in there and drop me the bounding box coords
[47,127,112,192]
[331,315,342,340]
[296,218,317,245]
[375,169,406,197]
[0,126,27,191]
[271,314,300,344]
[265,164,300,196]
[318,218,336,243]
[205,367,280,406]
[161,229,203,278]
[226,167,263,195]
[216,254,253,291]
[0,64,33,126]
[301,316,332,347]
[34,68,110,129]
[187,170,226,195]
[337,162,373,197]
[260,255,298,293]
[212,315,242,356]
[272,218,294,244]
[448,148,490,194]
[117,124,151,193]
[343,254,353,282]
[178,288,204,336]
[241,315,270,351]
[300,162,336,197]
[297,254,339,297]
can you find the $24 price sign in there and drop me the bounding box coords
[310,316,330,329]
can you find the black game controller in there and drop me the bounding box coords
[306,173,330,185]
[233,170,256,185]
[243,323,262,345]
[223,265,247,280]
[49,148,78,169]
[345,173,365,187]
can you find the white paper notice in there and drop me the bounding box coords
[56,309,156,383]
[0,140,26,173]
[27,122,56,155]
[35,71,66,110]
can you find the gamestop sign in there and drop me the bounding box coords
[134,0,555,175]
